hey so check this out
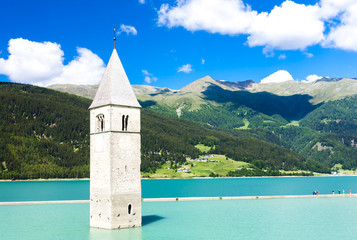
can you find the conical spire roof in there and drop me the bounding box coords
[89,49,141,109]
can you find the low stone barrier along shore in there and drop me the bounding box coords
[1,194,356,206]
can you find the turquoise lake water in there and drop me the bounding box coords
[1,198,357,240]
[0,176,356,202]
[1,176,357,239]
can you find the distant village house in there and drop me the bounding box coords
[177,168,191,173]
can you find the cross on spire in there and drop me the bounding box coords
[114,27,117,49]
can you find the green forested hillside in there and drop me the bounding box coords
[0,83,90,179]
[0,82,329,179]
[145,91,357,171]
[139,83,318,129]
[49,77,357,171]
[273,127,357,169]
[300,96,357,136]
[141,109,329,174]
[180,104,288,129]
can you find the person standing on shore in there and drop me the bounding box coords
[332,190,335,195]
[339,189,341,194]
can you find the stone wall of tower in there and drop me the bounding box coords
[90,105,141,229]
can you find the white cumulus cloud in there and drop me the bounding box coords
[322,3,357,51]
[158,0,254,35]
[247,1,324,51]
[302,74,322,83]
[50,48,106,86]
[139,0,145,4]
[0,38,105,86]
[0,38,64,85]
[118,24,138,36]
[177,64,193,73]
[260,70,294,83]
[142,69,158,84]
[319,0,357,19]
[157,0,357,53]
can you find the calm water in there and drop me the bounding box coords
[1,176,357,240]
[1,198,357,240]
[0,176,356,202]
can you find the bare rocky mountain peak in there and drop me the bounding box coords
[48,75,357,108]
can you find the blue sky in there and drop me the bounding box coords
[1,0,357,89]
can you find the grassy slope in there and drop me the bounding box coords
[143,154,250,178]
[195,144,212,153]
[247,78,357,104]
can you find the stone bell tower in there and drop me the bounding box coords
[89,43,141,229]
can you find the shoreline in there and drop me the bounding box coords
[142,173,357,180]
[0,178,90,182]
[1,173,357,182]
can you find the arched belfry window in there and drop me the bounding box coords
[96,114,105,132]
[122,115,129,131]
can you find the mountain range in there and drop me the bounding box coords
[49,75,357,105]
[49,75,357,171]
[1,82,331,179]
[0,73,356,179]
[49,75,357,127]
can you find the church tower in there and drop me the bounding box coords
[89,45,141,229]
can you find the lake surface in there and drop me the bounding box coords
[0,176,356,202]
[1,176,357,240]
[1,198,357,240]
